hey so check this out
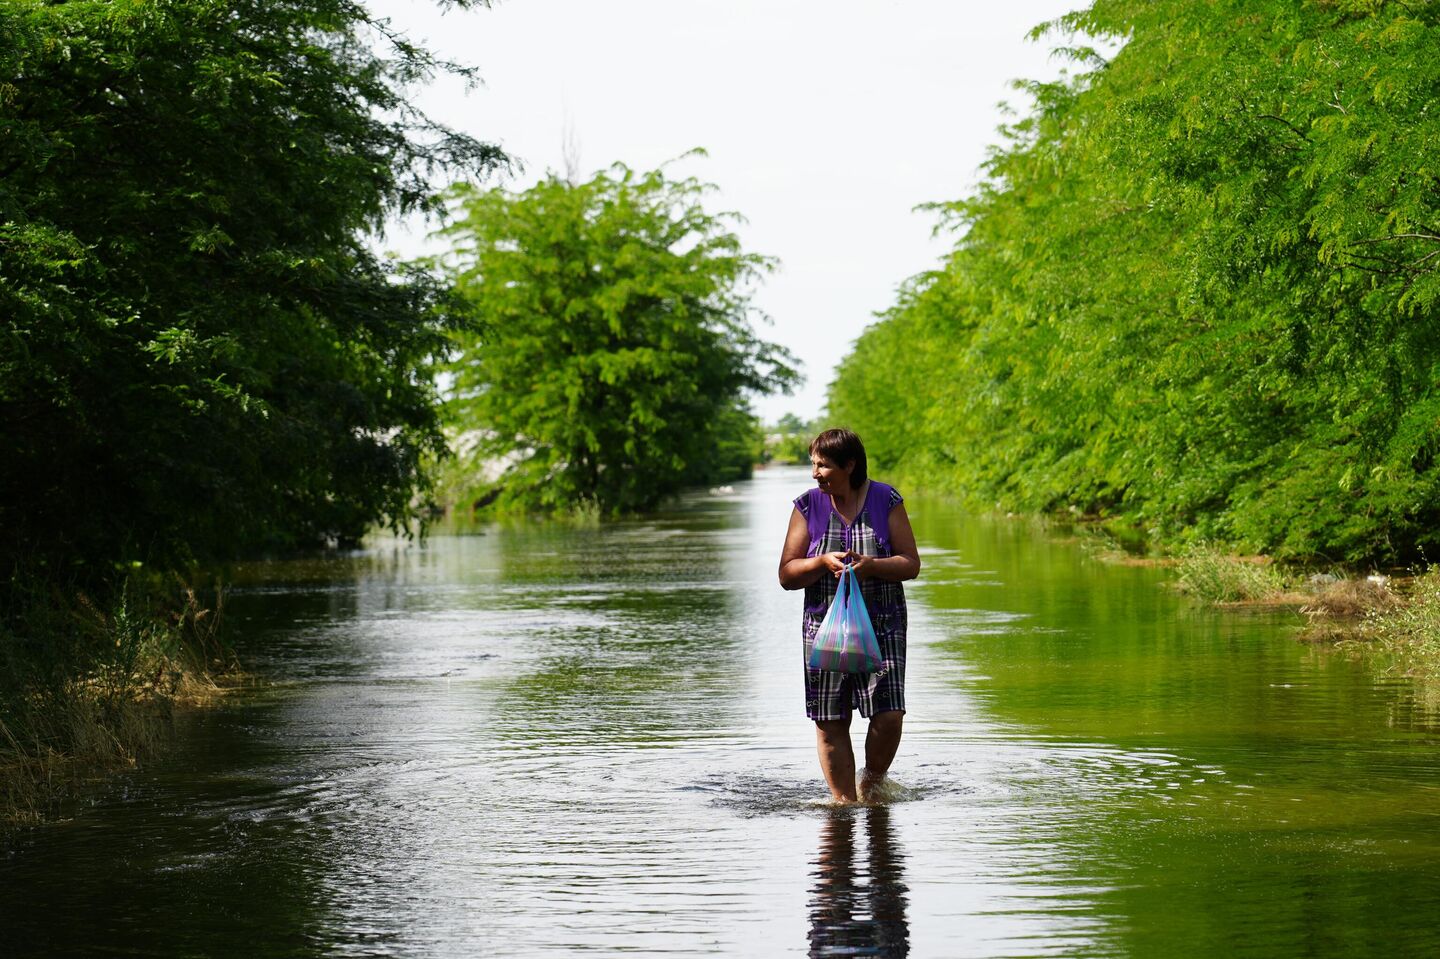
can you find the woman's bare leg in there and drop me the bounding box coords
[859,710,904,800]
[814,718,857,802]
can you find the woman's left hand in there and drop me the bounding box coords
[846,551,877,579]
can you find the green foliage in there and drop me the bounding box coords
[437,161,799,513]
[0,0,505,570]
[832,0,1440,564]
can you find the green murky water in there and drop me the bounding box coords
[4,468,1439,957]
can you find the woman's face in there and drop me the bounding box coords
[810,453,854,494]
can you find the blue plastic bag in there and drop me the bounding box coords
[808,565,883,673]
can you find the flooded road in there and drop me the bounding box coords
[5,468,1440,957]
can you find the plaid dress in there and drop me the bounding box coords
[795,484,908,721]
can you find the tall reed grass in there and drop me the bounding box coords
[1174,545,1289,603]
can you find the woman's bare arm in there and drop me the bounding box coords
[779,507,850,590]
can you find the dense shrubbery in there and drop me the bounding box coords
[1,0,503,572]
[832,0,1440,564]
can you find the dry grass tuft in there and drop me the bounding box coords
[1298,569,1440,681]
[1302,577,1402,619]
[1296,621,1353,644]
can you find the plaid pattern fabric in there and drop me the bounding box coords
[803,606,907,721]
[796,485,908,721]
[796,485,906,615]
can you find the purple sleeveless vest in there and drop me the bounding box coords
[801,480,897,557]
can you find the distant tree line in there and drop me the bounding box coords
[832,0,1440,564]
[764,413,824,465]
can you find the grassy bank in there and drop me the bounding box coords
[1310,570,1440,680]
[0,574,238,833]
[1166,545,1440,679]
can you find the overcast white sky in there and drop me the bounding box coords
[366,0,1084,423]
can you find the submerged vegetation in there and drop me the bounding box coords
[830,0,1440,567]
[0,574,234,829]
[1173,547,1290,605]
[1168,543,1440,678]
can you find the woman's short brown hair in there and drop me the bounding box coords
[809,428,867,489]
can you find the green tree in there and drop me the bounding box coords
[0,0,505,570]
[438,160,799,513]
[832,0,1440,564]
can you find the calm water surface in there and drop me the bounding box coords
[5,468,1440,957]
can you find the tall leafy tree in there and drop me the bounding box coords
[833,0,1440,564]
[438,161,799,513]
[0,0,505,570]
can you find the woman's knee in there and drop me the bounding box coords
[869,710,904,734]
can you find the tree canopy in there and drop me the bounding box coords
[832,0,1440,564]
[438,161,799,513]
[0,0,504,571]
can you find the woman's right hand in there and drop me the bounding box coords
[820,551,851,577]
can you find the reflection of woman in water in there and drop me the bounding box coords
[779,428,921,803]
[809,807,910,958]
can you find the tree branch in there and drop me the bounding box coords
[1348,232,1440,245]
[1256,114,1309,141]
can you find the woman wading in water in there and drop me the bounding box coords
[779,429,921,803]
